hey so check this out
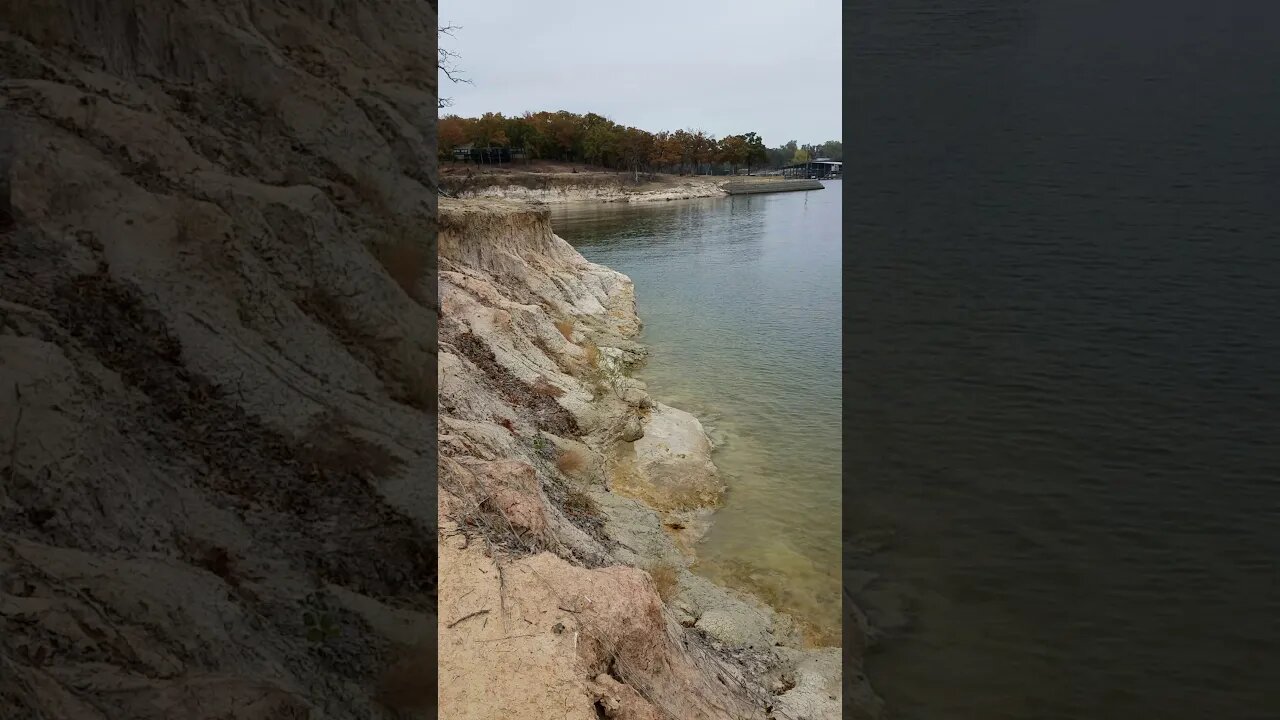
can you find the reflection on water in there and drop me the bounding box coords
[551,186,842,643]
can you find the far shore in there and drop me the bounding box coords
[440,160,791,204]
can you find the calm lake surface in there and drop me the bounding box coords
[852,2,1280,718]
[551,184,842,643]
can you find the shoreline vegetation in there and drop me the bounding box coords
[440,111,843,178]
[438,198,866,718]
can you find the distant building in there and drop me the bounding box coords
[780,160,841,179]
[451,145,528,164]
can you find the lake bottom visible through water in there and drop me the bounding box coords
[551,184,844,645]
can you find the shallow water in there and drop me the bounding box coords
[550,185,843,643]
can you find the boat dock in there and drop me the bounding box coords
[722,179,825,195]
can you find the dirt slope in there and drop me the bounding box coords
[2,1,438,717]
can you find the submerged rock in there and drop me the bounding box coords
[611,403,726,511]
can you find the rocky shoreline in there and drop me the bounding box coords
[437,198,869,719]
[0,0,871,715]
[440,174,796,206]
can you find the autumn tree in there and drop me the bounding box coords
[438,114,470,160]
[673,130,701,175]
[547,111,583,161]
[469,112,509,147]
[650,131,679,172]
[442,107,832,175]
[618,126,653,180]
[717,134,747,174]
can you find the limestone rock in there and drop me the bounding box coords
[696,608,773,650]
[772,648,857,720]
[612,403,725,511]
[620,412,645,442]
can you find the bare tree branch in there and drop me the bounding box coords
[438,25,471,108]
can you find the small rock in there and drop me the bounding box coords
[695,608,772,650]
[620,387,648,407]
[619,413,644,442]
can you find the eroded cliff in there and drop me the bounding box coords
[2,1,438,717]
[436,199,852,720]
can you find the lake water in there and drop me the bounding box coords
[852,2,1280,718]
[550,184,843,644]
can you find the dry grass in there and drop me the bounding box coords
[579,342,611,399]
[173,200,199,243]
[563,487,599,519]
[375,235,428,302]
[298,412,404,478]
[543,476,609,547]
[398,364,437,413]
[299,286,363,346]
[376,640,436,713]
[441,459,551,557]
[553,319,574,342]
[555,447,587,476]
[352,170,393,217]
[582,341,601,369]
[648,563,679,603]
[282,166,310,186]
[530,376,565,398]
[177,535,242,588]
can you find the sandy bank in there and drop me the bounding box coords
[445,176,727,204]
[440,168,792,205]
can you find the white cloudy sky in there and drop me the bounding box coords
[438,0,842,147]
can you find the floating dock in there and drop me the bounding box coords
[722,179,825,195]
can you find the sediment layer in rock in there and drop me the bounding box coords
[441,173,728,205]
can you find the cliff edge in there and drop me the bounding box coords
[437,199,861,719]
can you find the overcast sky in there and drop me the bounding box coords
[438,0,842,148]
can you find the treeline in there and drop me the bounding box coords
[438,110,840,175]
[763,140,843,168]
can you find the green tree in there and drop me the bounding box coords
[582,122,619,168]
[504,116,536,151]
[741,131,767,173]
[791,147,811,164]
